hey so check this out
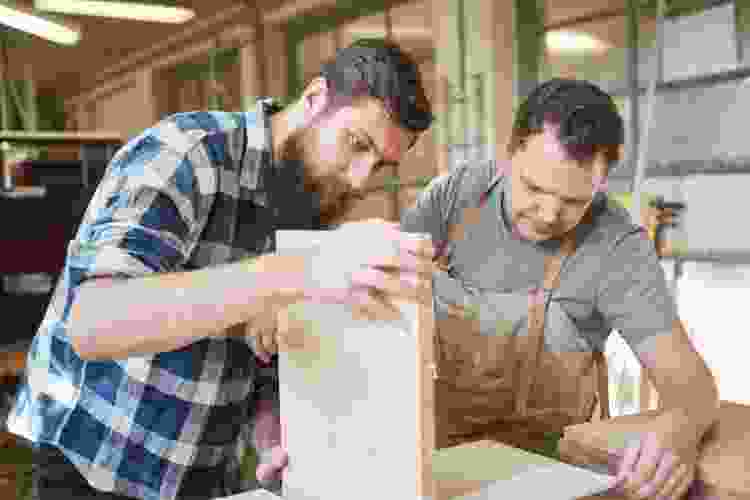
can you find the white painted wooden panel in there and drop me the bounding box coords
[662,3,738,82]
[275,229,426,500]
[683,174,750,251]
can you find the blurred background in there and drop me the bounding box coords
[3,0,750,495]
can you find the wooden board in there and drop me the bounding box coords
[275,229,435,500]
[433,440,612,500]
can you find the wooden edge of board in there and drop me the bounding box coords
[417,273,436,499]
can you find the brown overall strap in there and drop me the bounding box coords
[594,349,611,420]
[514,232,610,421]
[514,233,576,416]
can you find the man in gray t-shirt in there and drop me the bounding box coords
[401,79,718,500]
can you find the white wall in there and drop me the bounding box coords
[677,262,750,405]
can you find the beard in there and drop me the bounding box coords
[276,126,359,228]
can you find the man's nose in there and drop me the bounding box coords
[538,197,562,224]
[348,160,377,191]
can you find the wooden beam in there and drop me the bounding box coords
[262,0,338,25]
[67,4,255,103]
[0,131,122,143]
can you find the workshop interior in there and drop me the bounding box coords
[1,0,750,498]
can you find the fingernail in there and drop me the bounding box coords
[256,463,272,482]
[637,486,655,498]
[351,268,380,287]
[402,273,419,288]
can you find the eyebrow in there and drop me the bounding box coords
[358,130,399,168]
[520,174,591,203]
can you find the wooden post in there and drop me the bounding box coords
[263,25,288,101]
[430,0,457,176]
[0,34,12,130]
[239,6,265,110]
[23,64,38,131]
[478,0,515,163]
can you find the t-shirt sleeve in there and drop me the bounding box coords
[399,173,452,245]
[400,161,493,253]
[596,229,679,356]
[66,126,216,297]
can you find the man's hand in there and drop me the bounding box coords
[609,412,701,500]
[244,307,318,361]
[244,219,434,359]
[270,218,435,323]
[244,310,280,365]
[252,400,287,487]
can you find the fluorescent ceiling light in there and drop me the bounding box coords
[546,30,610,54]
[0,3,80,45]
[343,26,431,38]
[34,0,195,24]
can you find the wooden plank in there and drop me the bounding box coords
[433,440,613,500]
[275,228,435,500]
[0,131,122,144]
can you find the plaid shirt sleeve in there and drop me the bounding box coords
[66,119,217,293]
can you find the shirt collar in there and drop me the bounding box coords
[239,98,281,207]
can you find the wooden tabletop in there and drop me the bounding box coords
[0,350,25,379]
[0,131,122,144]
[0,186,47,199]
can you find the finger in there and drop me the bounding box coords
[615,438,643,485]
[369,254,434,278]
[256,462,276,483]
[279,323,308,352]
[653,463,687,500]
[350,268,421,303]
[625,433,664,495]
[261,328,278,357]
[275,311,306,352]
[395,232,434,259]
[368,218,400,229]
[636,451,679,499]
[352,288,402,322]
[269,445,288,470]
[667,465,695,500]
[247,324,271,364]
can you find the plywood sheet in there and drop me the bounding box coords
[275,229,435,500]
[433,440,613,500]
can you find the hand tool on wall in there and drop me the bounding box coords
[644,195,685,257]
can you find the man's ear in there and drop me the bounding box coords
[301,77,332,124]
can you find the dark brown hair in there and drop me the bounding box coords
[318,38,434,134]
[508,78,624,170]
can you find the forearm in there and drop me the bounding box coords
[658,378,720,445]
[650,357,720,445]
[70,254,301,360]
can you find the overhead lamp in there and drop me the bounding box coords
[343,26,432,38]
[546,30,611,54]
[34,0,195,24]
[0,3,80,45]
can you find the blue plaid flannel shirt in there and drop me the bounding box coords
[7,99,287,500]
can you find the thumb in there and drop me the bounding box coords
[256,445,288,483]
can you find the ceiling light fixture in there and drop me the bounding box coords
[34,0,195,24]
[343,26,432,38]
[546,30,611,54]
[0,3,80,45]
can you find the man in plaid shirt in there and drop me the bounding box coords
[8,39,435,500]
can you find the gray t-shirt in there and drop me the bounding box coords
[400,160,678,356]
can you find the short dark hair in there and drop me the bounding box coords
[508,78,624,170]
[319,38,434,134]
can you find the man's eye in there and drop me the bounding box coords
[350,134,369,152]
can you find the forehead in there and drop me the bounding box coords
[519,128,606,199]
